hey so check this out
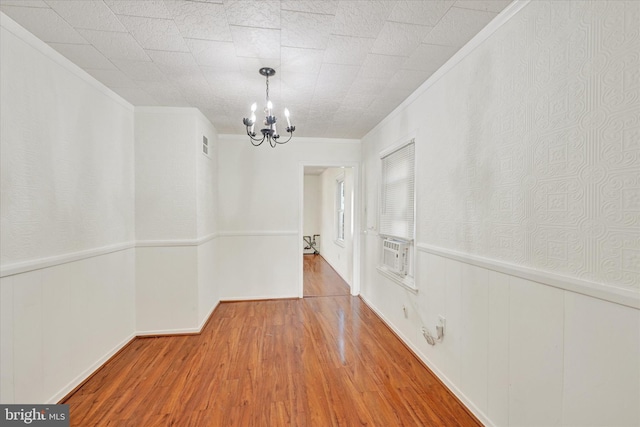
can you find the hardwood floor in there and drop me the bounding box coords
[63,264,480,426]
[303,254,350,297]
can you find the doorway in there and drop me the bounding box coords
[299,163,360,298]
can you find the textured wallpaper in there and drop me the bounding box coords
[416,1,639,290]
[134,109,198,241]
[0,26,135,266]
[196,113,218,238]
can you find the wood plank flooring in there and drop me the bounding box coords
[303,254,350,297]
[63,262,481,426]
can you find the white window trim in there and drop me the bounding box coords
[335,173,345,246]
[378,135,417,289]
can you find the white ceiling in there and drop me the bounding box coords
[1,0,511,139]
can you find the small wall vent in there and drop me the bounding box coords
[202,135,210,158]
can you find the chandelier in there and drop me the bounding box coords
[242,68,295,148]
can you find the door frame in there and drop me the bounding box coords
[298,161,361,298]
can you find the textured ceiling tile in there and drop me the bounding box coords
[78,29,150,61]
[358,53,404,80]
[201,69,249,99]
[116,15,189,52]
[164,1,232,41]
[236,57,281,77]
[224,0,281,29]
[0,6,87,43]
[281,46,324,75]
[332,1,393,38]
[371,21,434,57]
[110,59,168,81]
[402,43,458,71]
[281,10,333,49]
[145,50,200,75]
[454,0,512,13]
[342,77,387,108]
[104,0,171,19]
[422,6,497,47]
[186,39,238,69]
[280,73,316,95]
[230,26,280,58]
[110,86,158,105]
[173,73,213,101]
[388,0,455,26]
[46,1,127,32]
[323,35,374,65]
[84,68,138,88]
[317,63,360,88]
[388,68,432,92]
[280,0,337,15]
[48,43,117,70]
[136,81,188,105]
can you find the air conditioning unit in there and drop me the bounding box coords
[382,238,409,276]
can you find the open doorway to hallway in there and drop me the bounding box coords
[302,166,355,297]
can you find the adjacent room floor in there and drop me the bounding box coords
[62,256,479,426]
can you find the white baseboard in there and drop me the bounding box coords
[197,300,220,331]
[220,295,299,302]
[359,294,495,427]
[47,333,136,404]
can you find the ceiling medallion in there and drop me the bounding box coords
[242,67,295,148]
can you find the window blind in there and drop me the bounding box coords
[380,141,415,241]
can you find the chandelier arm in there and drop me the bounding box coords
[274,126,295,144]
[245,126,266,145]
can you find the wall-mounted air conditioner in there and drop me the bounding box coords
[382,238,409,276]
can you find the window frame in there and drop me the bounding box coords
[377,138,417,291]
[335,174,345,246]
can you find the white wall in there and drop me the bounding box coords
[134,107,219,334]
[319,167,354,286]
[303,175,321,252]
[0,14,135,404]
[360,1,640,426]
[0,13,221,404]
[195,113,219,325]
[217,135,360,299]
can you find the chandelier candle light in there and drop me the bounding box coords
[243,68,295,148]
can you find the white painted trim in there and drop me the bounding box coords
[136,326,202,336]
[364,0,530,141]
[197,300,220,331]
[46,333,136,404]
[46,300,220,403]
[217,230,298,237]
[219,133,361,145]
[0,12,133,111]
[379,136,416,159]
[136,232,218,247]
[298,161,361,298]
[376,266,418,294]
[359,295,494,427]
[135,106,201,116]
[0,242,136,278]
[417,243,639,309]
[220,295,298,302]
[1,234,219,277]
[322,254,352,290]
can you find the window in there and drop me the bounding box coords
[380,140,415,241]
[378,139,416,290]
[336,176,345,243]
